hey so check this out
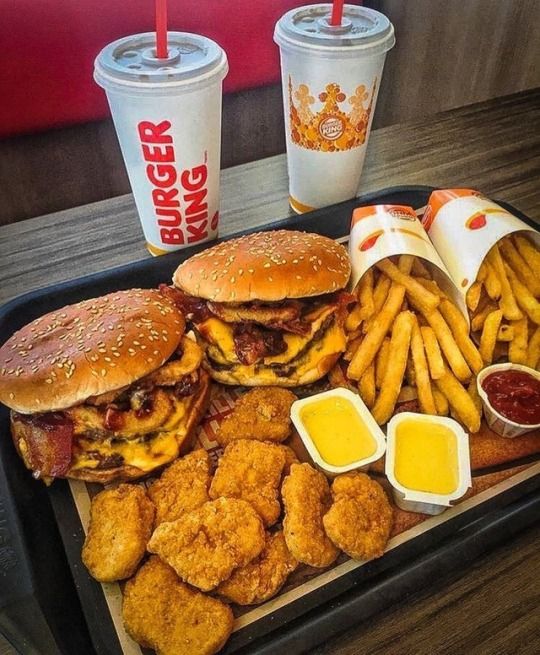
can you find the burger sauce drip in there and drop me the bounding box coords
[233,324,287,365]
[482,370,540,425]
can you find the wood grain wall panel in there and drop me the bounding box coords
[367,0,540,127]
[0,0,538,224]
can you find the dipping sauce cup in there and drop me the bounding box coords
[386,412,472,515]
[477,363,540,438]
[291,387,386,476]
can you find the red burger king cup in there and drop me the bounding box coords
[94,33,228,256]
[422,189,540,301]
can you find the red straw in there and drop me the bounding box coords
[330,0,345,26]
[155,0,168,58]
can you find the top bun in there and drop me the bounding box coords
[0,289,185,414]
[173,230,351,302]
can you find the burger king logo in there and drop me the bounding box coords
[358,230,384,252]
[319,116,345,141]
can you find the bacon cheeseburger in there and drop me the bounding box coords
[165,230,352,386]
[0,289,210,483]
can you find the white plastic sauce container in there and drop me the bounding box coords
[385,412,472,515]
[291,387,386,476]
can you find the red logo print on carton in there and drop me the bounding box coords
[138,120,213,247]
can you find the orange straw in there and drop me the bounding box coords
[155,0,168,58]
[330,0,345,26]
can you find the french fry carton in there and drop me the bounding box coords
[422,189,540,300]
[349,204,467,319]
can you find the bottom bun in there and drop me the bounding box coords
[12,370,211,484]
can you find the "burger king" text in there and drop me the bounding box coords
[138,120,213,246]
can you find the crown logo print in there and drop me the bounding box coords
[289,76,377,152]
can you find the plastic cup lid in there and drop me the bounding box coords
[94,32,228,89]
[274,3,395,55]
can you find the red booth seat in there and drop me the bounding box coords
[0,1,313,139]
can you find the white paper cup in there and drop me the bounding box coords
[274,4,395,213]
[94,33,228,255]
[477,363,540,438]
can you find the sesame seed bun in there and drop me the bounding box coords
[0,289,185,414]
[172,230,351,303]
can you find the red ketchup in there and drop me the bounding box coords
[482,370,540,425]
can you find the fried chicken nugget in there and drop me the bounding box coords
[148,497,265,591]
[209,440,286,526]
[278,444,300,475]
[217,531,298,605]
[123,556,233,655]
[216,387,297,446]
[323,472,393,561]
[282,463,339,568]
[82,484,154,582]
[148,449,211,527]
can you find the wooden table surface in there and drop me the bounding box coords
[0,88,539,655]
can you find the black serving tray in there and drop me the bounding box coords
[0,185,538,655]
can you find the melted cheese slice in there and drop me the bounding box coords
[198,303,336,366]
[207,321,347,386]
[70,392,191,472]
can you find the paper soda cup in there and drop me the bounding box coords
[94,33,228,255]
[349,204,467,319]
[274,4,395,214]
[422,189,540,299]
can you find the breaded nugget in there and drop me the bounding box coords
[216,387,297,446]
[148,497,265,591]
[123,556,233,655]
[282,463,339,568]
[323,472,393,561]
[148,449,211,526]
[82,483,154,582]
[209,440,286,526]
[217,531,298,605]
[278,444,300,475]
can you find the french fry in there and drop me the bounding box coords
[397,386,418,403]
[439,299,483,374]
[364,275,392,334]
[357,268,375,321]
[345,304,364,333]
[466,281,482,311]
[405,353,416,386]
[508,317,528,365]
[372,311,414,424]
[467,377,483,417]
[483,260,501,300]
[479,309,503,364]
[421,326,445,380]
[343,336,362,361]
[486,244,522,321]
[358,361,376,409]
[412,258,432,279]
[416,278,445,298]
[527,327,540,369]
[398,254,415,272]
[434,366,481,433]
[433,389,449,416]
[477,261,488,283]
[411,317,437,415]
[497,324,514,341]
[419,309,472,382]
[504,263,540,325]
[471,302,497,332]
[375,337,390,389]
[375,258,440,313]
[328,364,357,391]
[514,234,540,273]
[499,237,540,297]
[348,282,408,380]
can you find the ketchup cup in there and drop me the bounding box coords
[477,363,540,438]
